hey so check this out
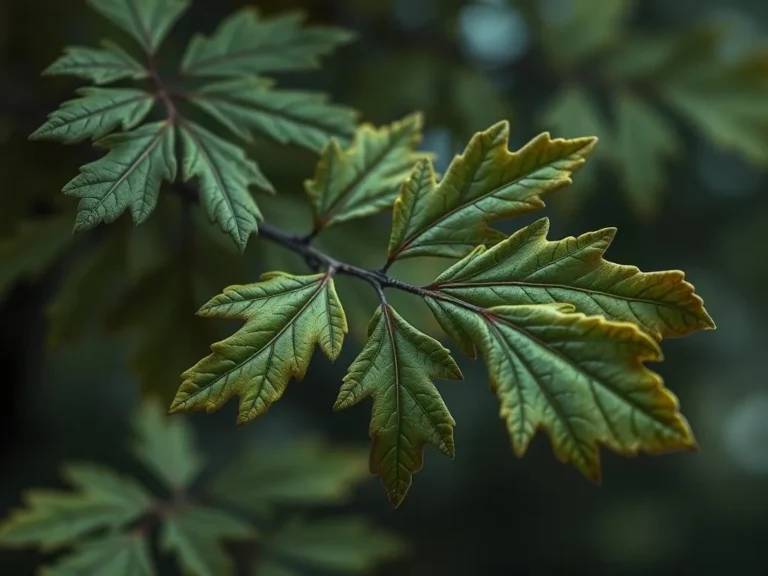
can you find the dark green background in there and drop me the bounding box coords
[1,0,767,574]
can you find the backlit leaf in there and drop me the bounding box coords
[429,218,714,340]
[31,87,155,144]
[425,298,696,481]
[0,215,74,300]
[179,120,271,251]
[86,0,190,54]
[180,8,355,77]
[42,42,147,85]
[267,517,404,574]
[0,465,151,549]
[613,92,681,219]
[306,113,428,231]
[209,439,367,515]
[185,77,357,152]
[334,305,462,507]
[63,121,177,232]
[42,534,153,576]
[131,399,204,491]
[171,272,348,426]
[161,505,255,576]
[387,123,597,262]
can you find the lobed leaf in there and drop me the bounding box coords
[179,120,271,251]
[334,305,462,507]
[63,121,177,232]
[266,516,404,574]
[184,77,357,153]
[31,87,155,144]
[86,0,189,55]
[387,122,597,262]
[613,92,681,219]
[429,218,714,340]
[171,272,348,426]
[131,399,204,491]
[0,465,151,549]
[180,8,355,77]
[426,298,696,481]
[306,113,428,231]
[162,505,256,576]
[42,41,147,85]
[209,439,367,515]
[41,534,153,576]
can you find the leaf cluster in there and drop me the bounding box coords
[532,0,768,217]
[14,0,717,510]
[0,400,403,575]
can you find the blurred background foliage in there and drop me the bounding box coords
[1,0,768,574]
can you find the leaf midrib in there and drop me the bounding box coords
[178,276,330,405]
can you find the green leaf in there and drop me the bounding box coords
[613,92,680,219]
[386,123,597,262]
[539,88,609,212]
[86,0,189,54]
[541,0,631,67]
[31,88,155,144]
[305,113,428,231]
[429,218,714,340]
[660,59,768,165]
[333,305,462,507]
[161,505,256,576]
[63,121,177,232]
[132,400,204,491]
[267,517,404,574]
[0,215,74,300]
[171,272,348,426]
[46,232,125,345]
[41,534,154,576]
[425,299,697,481]
[42,42,148,85]
[184,77,357,152]
[257,561,300,576]
[0,465,151,549]
[180,8,355,77]
[209,439,367,515]
[107,254,212,400]
[179,120,271,251]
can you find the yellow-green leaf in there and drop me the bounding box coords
[386,122,597,262]
[429,218,714,340]
[306,113,428,231]
[185,77,357,153]
[180,8,355,77]
[334,305,462,507]
[171,272,348,426]
[425,298,696,481]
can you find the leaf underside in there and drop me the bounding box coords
[333,305,462,507]
[171,272,348,426]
